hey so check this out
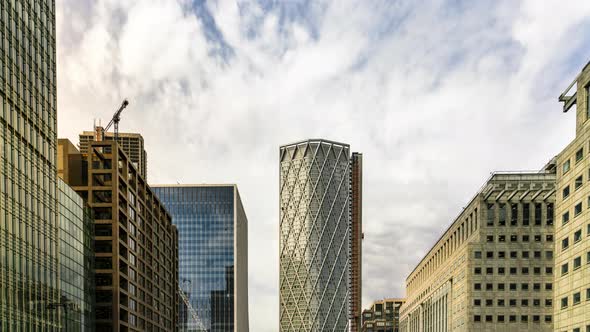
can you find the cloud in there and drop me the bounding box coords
[56,0,590,331]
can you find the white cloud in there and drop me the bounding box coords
[56,0,590,331]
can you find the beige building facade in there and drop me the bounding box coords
[399,171,556,332]
[554,61,590,332]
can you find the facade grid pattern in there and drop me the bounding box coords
[0,0,60,330]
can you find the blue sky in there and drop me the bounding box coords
[56,1,590,331]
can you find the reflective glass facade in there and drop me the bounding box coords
[0,0,59,330]
[153,185,249,332]
[58,178,94,331]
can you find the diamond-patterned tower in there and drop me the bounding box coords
[279,139,351,332]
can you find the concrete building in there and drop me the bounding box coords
[350,153,364,332]
[554,61,590,332]
[279,139,358,331]
[58,138,178,331]
[152,185,249,332]
[0,0,60,329]
[361,298,405,332]
[399,170,556,332]
[57,178,95,331]
[79,130,148,179]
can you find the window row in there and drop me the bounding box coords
[560,253,590,276]
[476,249,553,260]
[474,266,552,276]
[560,288,590,308]
[486,203,553,227]
[474,314,551,323]
[561,202,590,225]
[474,283,552,291]
[561,229,588,250]
[485,234,553,243]
[474,298,552,307]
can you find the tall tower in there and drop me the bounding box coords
[0,0,60,330]
[349,153,363,332]
[554,60,590,332]
[279,139,351,332]
[152,185,250,332]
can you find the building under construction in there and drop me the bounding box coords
[79,130,148,180]
[58,138,178,331]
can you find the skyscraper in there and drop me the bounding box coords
[58,138,179,331]
[279,139,355,332]
[79,130,148,179]
[554,60,590,332]
[399,169,556,332]
[0,0,60,329]
[350,152,363,332]
[152,184,249,332]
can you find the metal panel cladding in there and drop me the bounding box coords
[279,139,350,332]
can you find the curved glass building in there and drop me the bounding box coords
[279,139,352,332]
[153,185,249,332]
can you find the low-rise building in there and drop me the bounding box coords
[362,298,405,332]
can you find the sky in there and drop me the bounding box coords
[55,1,590,331]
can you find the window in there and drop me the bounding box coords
[574,256,582,269]
[588,251,590,264]
[474,315,481,322]
[576,147,584,162]
[562,237,570,251]
[521,299,529,306]
[521,315,528,322]
[498,299,505,306]
[521,283,529,291]
[498,283,505,290]
[523,203,530,225]
[533,315,540,323]
[510,203,518,226]
[546,267,553,274]
[474,267,481,275]
[563,159,571,174]
[546,283,553,290]
[522,251,529,259]
[574,292,581,305]
[486,267,493,275]
[587,288,590,300]
[561,263,569,275]
[510,283,517,291]
[563,185,571,199]
[510,267,517,275]
[498,267,505,274]
[499,235,506,242]
[576,202,583,216]
[545,299,553,307]
[547,203,554,225]
[474,283,481,290]
[546,234,553,242]
[563,211,570,225]
[546,251,553,259]
[474,251,482,259]
[561,297,568,308]
[498,251,506,258]
[486,251,494,258]
[534,267,541,274]
[533,283,541,291]
[486,235,494,242]
[535,203,542,225]
[487,204,494,226]
[510,234,517,242]
[509,315,517,322]
[575,229,582,242]
[510,251,517,259]
[486,283,493,291]
[534,251,541,259]
[498,315,505,322]
[544,315,552,323]
[485,315,493,322]
[522,235,530,242]
[485,299,493,306]
[474,299,481,306]
[576,175,584,189]
[534,235,542,242]
[509,299,517,306]
[522,267,529,275]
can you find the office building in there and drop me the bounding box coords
[0,0,60,329]
[555,61,590,332]
[361,298,405,332]
[152,184,249,332]
[399,170,556,332]
[350,152,364,332]
[79,130,148,179]
[279,139,356,331]
[58,178,95,331]
[58,138,178,331]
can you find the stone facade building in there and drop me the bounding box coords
[554,61,590,332]
[399,170,556,332]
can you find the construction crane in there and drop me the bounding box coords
[178,284,207,331]
[99,99,129,142]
